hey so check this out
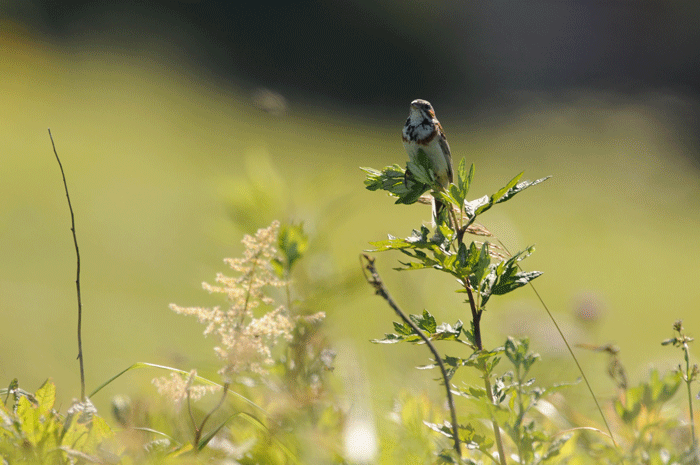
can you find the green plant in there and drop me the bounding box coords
[662,320,699,463]
[362,156,562,463]
[0,379,115,464]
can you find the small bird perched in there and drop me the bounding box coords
[402,99,454,224]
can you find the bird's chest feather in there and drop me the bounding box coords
[402,117,435,143]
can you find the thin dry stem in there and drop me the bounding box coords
[48,129,86,401]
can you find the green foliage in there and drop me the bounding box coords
[273,221,309,277]
[364,159,550,228]
[362,148,444,206]
[363,159,563,462]
[7,147,700,464]
[371,309,466,346]
[614,369,682,424]
[0,379,115,464]
[362,158,700,463]
[365,160,545,317]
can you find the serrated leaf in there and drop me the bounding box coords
[411,310,437,333]
[492,270,542,295]
[34,379,56,419]
[393,321,414,336]
[17,396,39,444]
[361,165,431,204]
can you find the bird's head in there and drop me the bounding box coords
[409,99,436,120]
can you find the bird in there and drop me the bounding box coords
[402,99,454,224]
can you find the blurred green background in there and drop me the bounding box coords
[2,0,700,420]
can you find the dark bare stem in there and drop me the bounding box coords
[48,129,86,401]
[361,255,461,457]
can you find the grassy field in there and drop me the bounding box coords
[2,27,700,439]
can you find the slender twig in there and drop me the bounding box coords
[496,238,618,449]
[48,129,86,401]
[361,254,461,457]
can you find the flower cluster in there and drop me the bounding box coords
[152,370,220,409]
[169,221,302,381]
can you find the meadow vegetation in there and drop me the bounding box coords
[1,147,698,464]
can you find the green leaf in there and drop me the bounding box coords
[494,175,551,205]
[361,165,431,205]
[471,173,550,218]
[614,389,643,423]
[34,379,56,419]
[361,165,402,191]
[467,243,492,299]
[492,270,542,295]
[448,184,463,210]
[407,148,438,186]
[369,227,434,252]
[372,313,466,346]
[276,222,308,274]
[647,369,682,404]
[493,172,524,203]
[411,309,437,333]
[424,420,456,439]
[393,321,414,336]
[371,333,411,344]
[455,160,474,207]
[17,396,40,445]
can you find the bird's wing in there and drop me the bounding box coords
[438,132,454,184]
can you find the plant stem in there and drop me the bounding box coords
[193,383,230,447]
[483,375,507,465]
[682,339,698,450]
[465,286,507,465]
[362,255,462,458]
[49,129,86,402]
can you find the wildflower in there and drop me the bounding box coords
[152,370,220,409]
[168,221,320,382]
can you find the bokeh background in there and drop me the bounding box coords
[2,0,700,424]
